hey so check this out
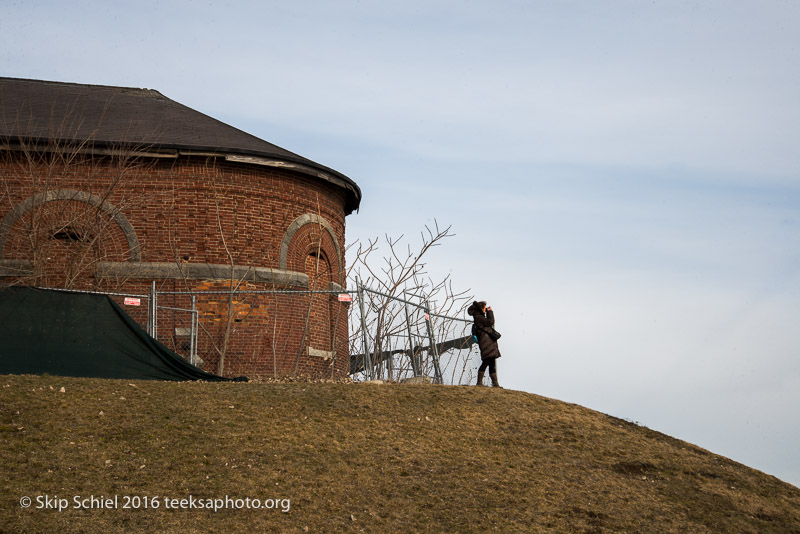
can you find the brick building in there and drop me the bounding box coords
[0,77,361,378]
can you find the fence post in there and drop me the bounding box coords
[149,281,157,338]
[190,295,197,366]
[403,291,420,377]
[386,311,394,381]
[356,277,373,380]
[146,288,152,336]
[423,300,443,384]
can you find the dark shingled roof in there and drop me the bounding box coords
[0,77,361,214]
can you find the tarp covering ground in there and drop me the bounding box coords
[0,286,228,381]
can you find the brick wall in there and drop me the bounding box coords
[0,152,353,378]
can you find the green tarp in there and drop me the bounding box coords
[0,286,228,381]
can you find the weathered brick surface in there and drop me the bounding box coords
[0,154,353,378]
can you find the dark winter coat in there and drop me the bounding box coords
[468,302,501,361]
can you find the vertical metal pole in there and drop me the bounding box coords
[148,281,156,337]
[146,288,152,336]
[190,295,197,366]
[403,291,420,377]
[424,300,443,384]
[356,277,373,380]
[386,316,394,381]
[151,281,157,339]
[149,281,153,336]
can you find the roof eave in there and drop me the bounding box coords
[0,136,362,214]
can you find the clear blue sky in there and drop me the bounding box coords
[2,0,799,486]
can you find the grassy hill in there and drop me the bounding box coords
[2,374,799,533]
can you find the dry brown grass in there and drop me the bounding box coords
[2,374,799,533]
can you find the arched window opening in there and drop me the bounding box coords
[305,250,332,356]
[52,226,93,243]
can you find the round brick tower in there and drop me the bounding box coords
[0,77,361,378]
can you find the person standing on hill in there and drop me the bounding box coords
[468,300,502,388]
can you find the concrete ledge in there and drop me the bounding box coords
[97,261,309,287]
[0,259,310,287]
[0,259,32,277]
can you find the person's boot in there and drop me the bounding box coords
[476,369,485,386]
[490,373,502,388]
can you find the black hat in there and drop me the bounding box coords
[467,301,486,316]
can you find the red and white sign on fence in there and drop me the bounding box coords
[124,297,141,306]
[337,294,353,302]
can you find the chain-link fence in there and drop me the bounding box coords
[348,279,481,385]
[146,284,351,379]
[25,281,482,384]
[148,280,480,384]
